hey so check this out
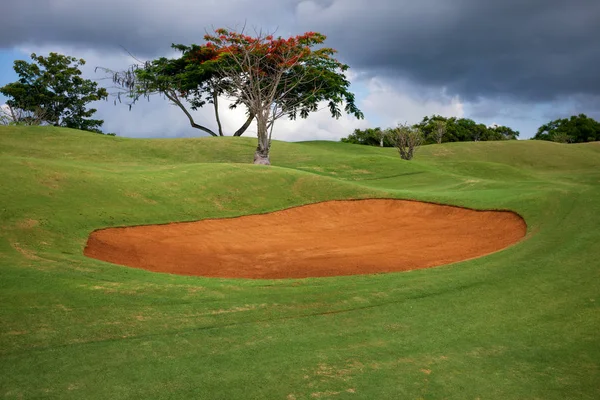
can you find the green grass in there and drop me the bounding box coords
[1,125,599,399]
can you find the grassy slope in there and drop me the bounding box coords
[1,126,599,399]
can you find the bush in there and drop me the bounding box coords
[387,124,424,160]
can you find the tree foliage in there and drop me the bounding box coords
[0,53,108,132]
[532,114,600,143]
[432,119,447,144]
[489,124,520,141]
[414,115,519,143]
[202,28,363,164]
[341,127,394,147]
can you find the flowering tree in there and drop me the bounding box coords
[203,28,363,164]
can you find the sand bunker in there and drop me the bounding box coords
[84,199,526,279]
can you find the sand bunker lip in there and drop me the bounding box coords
[84,199,527,279]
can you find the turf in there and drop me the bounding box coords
[1,125,599,399]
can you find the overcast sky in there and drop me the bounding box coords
[1,0,599,141]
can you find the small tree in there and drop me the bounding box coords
[415,115,520,143]
[433,120,446,144]
[551,131,573,143]
[203,28,363,164]
[376,128,388,147]
[471,123,488,142]
[489,124,519,140]
[0,53,108,132]
[387,123,423,160]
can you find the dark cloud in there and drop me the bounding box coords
[2,0,599,104]
[296,0,600,101]
[0,0,291,56]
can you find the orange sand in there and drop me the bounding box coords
[84,199,526,279]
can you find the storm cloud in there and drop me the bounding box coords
[3,0,599,101]
[1,0,599,138]
[300,0,600,102]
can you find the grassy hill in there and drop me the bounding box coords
[1,125,599,399]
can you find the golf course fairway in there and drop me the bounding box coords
[1,126,599,399]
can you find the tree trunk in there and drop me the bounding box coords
[254,117,271,165]
[254,142,270,165]
[212,91,224,136]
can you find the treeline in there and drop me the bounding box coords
[343,113,600,147]
[532,114,600,143]
[342,115,519,147]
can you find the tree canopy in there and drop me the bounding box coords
[414,115,519,143]
[0,53,108,132]
[201,28,363,164]
[532,114,600,143]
